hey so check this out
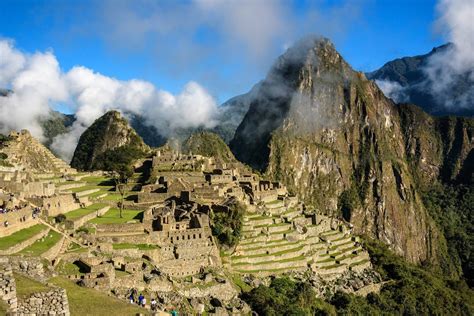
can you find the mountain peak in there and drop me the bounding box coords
[70,110,149,170]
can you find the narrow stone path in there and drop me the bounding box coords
[38,218,85,249]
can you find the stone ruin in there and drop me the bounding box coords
[0,257,70,315]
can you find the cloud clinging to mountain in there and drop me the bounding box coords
[0,40,219,162]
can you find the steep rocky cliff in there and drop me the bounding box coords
[230,37,473,265]
[71,110,150,170]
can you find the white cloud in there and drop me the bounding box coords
[423,0,474,109]
[0,43,67,141]
[0,40,219,162]
[375,80,408,103]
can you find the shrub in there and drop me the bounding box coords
[55,214,66,223]
[211,201,245,247]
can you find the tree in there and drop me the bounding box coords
[111,163,133,218]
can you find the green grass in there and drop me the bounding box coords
[265,200,282,205]
[70,185,113,193]
[112,243,159,250]
[14,273,51,298]
[349,259,370,267]
[89,208,143,224]
[232,255,306,266]
[84,191,108,199]
[254,222,289,228]
[231,274,252,292]
[0,224,46,250]
[101,193,135,201]
[18,230,62,256]
[66,204,108,220]
[234,266,306,274]
[81,176,112,184]
[55,261,82,275]
[49,276,147,316]
[57,181,83,187]
[115,269,131,277]
[232,244,304,259]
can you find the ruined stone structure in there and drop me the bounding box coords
[0,257,70,315]
[147,199,220,277]
[1,130,76,174]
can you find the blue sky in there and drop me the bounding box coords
[1,0,444,106]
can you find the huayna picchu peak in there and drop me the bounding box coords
[70,110,150,171]
[1,2,473,314]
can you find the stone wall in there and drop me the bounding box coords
[41,236,65,261]
[42,194,81,217]
[17,288,70,316]
[0,207,39,237]
[0,228,49,255]
[0,259,17,314]
[65,206,110,230]
[7,256,46,281]
[96,233,154,244]
[137,192,172,203]
[95,223,144,234]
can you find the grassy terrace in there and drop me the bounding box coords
[265,200,283,205]
[112,243,159,250]
[18,230,62,256]
[270,229,293,235]
[81,176,112,184]
[349,259,370,267]
[66,203,108,220]
[240,238,288,247]
[0,224,46,250]
[49,276,147,316]
[101,192,136,201]
[254,222,289,228]
[89,208,143,224]
[329,240,353,250]
[70,185,113,193]
[243,240,301,252]
[235,266,306,274]
[232,244,305,259]
[232,255,306,266]
[15,273,51,299]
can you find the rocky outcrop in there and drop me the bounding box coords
[71,110,150,170]
[230,37,473,265]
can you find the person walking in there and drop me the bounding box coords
[150,298,157,311]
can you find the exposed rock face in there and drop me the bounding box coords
[71,110,149,170]
[230,37,473,264]
[0,129,75,173]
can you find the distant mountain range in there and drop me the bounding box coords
[367,43,474,116]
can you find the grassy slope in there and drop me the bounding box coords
[66,203,108,220]
[18,230,62,256]
[14,273,51,298]
[49,276,148,316]
[89,208,143,224]
[0,224,46,250]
